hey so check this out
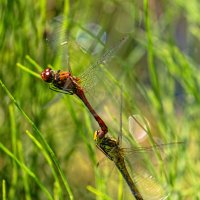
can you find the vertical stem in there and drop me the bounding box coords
[2,179,6,200]
[144,0,164,114]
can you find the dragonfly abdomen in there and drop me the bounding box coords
[115,157,144,200]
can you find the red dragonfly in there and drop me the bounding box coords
[41,36,128,138]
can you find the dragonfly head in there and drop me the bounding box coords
[41,67,54,83]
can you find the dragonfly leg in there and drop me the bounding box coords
[49,84,74,95]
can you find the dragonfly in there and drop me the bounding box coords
[94,88,181,200]
[94,114,182,200]
[94,131,143,199]
[41,36,128,138]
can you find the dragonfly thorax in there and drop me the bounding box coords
[95,135,122,162]
[51,70,77,93]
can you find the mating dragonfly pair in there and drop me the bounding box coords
[41,34,180,199]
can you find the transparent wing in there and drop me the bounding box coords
[128,114,170,150]
[96,145,171,200]
[121,148,172,200]
[79,36,128,92]
[121,115,183,199]
[132,172,169,200]
[46,16,107,54]
[75,22,107,55]
[123,141,182,200]
[122,141,183,154]
[44,16,128,94]
[128,114,150,143]
[126,114,183,163]
[44,18,71,72]
[45,16,108,73]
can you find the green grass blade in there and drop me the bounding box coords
[87,185,112,200]
[25,55,43,72]
[0,79,74,200]
[17,142,31,200]
[8,105,18,199]
[2,179,6,200]
[0,143,53,200]
[25,130,63,198]
[16,63,41,79]
[143,0,163,113]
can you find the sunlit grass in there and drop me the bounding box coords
[1,0,200,199]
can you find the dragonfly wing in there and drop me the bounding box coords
[128,114,150,143]
[44,16,77,72]
[132,172,168,200]
[76,22,107,55]
[127,114,184,157]
[79,36,128,92]
[45,16,109,74]
[97,146,169,200]
[122,147,175,200]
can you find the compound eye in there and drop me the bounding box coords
[41,68,53,83]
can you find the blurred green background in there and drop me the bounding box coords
[0,0,200,199]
